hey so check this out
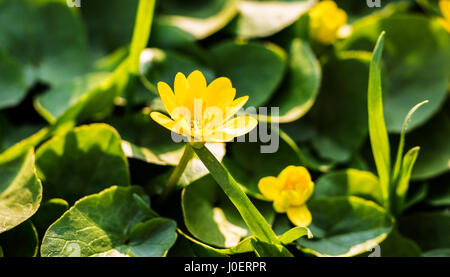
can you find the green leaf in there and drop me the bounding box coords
[231,0,316,38]
[399,211,450,251]
[297,53,370,163]
[367,32,391,209]
[45,60,131,135]
[377,229,422,257]
[129,0,156,75]
[0,220,39,257]
[392,100,428,182]
[409,110,450,180]
[30,198,69,238]
[41,186,177,257]
[393,147,420,215]
[36,124,130,204]
[250,238,293,257]
[0,0,89,85]
[426,173,450,207]
[158,0,238,39]
[278,226,311,245]
[34,73,111,123]
[314,169,383,205]
[80,0,139,55]
[0,50,27,110]
[210,41,287,107]
[424,249,450,257]
[192,143,279,245]
[0,149,42,234]
[182,175,275,248]
[340,14,450,132]
[266,38,321,122]
[297,196,394,257]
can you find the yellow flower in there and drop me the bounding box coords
[150,70,258,142]
[439,0,450,32]
[258,166,314,227]
[309,0,347,44]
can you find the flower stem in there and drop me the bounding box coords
[160,144,195,200]
[191,143,279,245]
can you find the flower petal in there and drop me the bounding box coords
[204,115,257,142]
[174,72,191,109]
[258,176,282,201]
[206,77,234,107]
[273,192,290,213]
[157,81,177,116]
[286,204,312,227]
[187,70,207,100]
[224,96,249,121]
[150,112,191,137]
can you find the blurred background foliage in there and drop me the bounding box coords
[0,0,449,257]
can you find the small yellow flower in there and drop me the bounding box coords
[258,166,314,227]
[309,0,347,44]
[150,70,258,142]
[439,0,450,32]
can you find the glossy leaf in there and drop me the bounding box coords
[299,53,370,163]
[314,169,383,205]
[210,41,287,107]
[340,15,450,132]
[158,0,238,39]
[0,50,27,110]
[36,124,130,204]
[0,0,90,85]
[231,0,316,38]
[297,196,394,257]
[267,38,321,122]
[41,186,177,257]
[0,149,42,234]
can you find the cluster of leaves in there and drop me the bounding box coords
[0,0,449,257]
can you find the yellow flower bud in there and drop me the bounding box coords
[258,166,314,227]
[309,0,347,44]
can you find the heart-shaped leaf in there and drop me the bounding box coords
[408,110,450,180]
[314,169,383,205]
[0,149,42,234]
[294,54,370,163]
[41,186,177,257]
[267,38,321,122]
[0,50,27,110]
[231,0,316,38]
[0,0,90,86]
[210,41,287,108]
[297,196,394,257]
[36,124,130,204]
[339,14,450,133]
[157,0,239,39]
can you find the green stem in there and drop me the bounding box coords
[191,143,279,245]
[126,0,156,113]
[160,144,195,199]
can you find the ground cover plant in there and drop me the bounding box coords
[0,0,449,257]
